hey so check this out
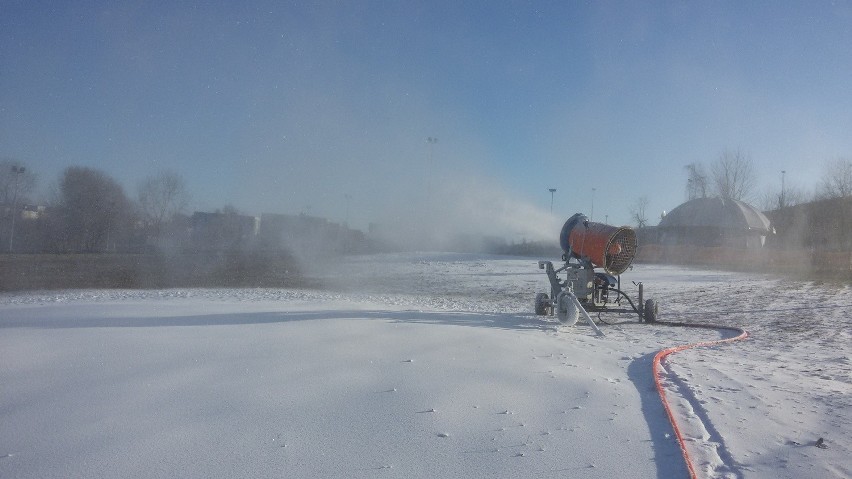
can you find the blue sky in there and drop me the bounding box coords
[2,1,851,239]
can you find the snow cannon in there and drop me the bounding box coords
[559,213,637,275]
[536,213,658,331]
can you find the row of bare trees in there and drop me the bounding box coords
[629,150,750,230]
[1,161,190,253]
[683,150,852,210]
[815,157,852,200]
[629,151,852,229]
[629,149,763,230]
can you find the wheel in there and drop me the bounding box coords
[644,299,658,323]
[557,292,580,326]
[534,293,550,316]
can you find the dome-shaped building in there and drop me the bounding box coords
[658,197,771,248]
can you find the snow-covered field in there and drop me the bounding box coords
[1,253,849,478]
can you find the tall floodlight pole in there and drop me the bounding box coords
[427,136,438,150]
[426,137,438,174]
[781,170,786,209]
[344,194,352,226]
[342,193,353,253]
[426,137,438,200]
[422,137,438,249]
[8,166,25,253]
[548,188,556,213]
[590,187,596,222]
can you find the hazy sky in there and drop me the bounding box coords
[2,1,851,240]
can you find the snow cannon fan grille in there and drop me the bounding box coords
[559,214,638,275]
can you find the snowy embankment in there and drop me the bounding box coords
[1,253,849,478]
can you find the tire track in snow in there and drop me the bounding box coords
[660,357,743,479]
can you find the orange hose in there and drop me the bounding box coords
[652,323,749,479]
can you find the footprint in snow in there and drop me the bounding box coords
[437,432,450,438]
[372,465,393,470]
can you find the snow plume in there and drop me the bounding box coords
[374,173,561,252]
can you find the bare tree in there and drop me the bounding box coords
[56,167,132,252]
[684,163,708,200]
[711,149,756,201]
[138,170,190,240]
[816,157,852,200]
[758,183,808,211]
[630,196,650,228]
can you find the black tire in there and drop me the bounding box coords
[644,299,658,323]
[535,293,549,316]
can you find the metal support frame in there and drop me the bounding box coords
[538,258,646,325]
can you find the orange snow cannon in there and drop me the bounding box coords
[559,213,637,275]
[536,213,656,328]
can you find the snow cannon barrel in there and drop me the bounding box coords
[559,213,637,275]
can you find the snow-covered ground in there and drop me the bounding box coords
[1,253,849,478]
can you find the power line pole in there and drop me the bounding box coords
[8,165,25,253]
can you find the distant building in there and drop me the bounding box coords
[21,204,46,220]
[1,203,45,220]
[764,196,852,251]
[190,211,259,250]
[259,212,364,255]
[657,197,771,248]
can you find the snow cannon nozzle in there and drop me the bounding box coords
[559,213,637,275]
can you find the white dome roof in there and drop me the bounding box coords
[658,197,771,233]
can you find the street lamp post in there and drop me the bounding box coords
[426,136,438,182]
[590,187,596,222]
[780,170,786,209]
[8,165,25,253]
[425,137,438,212]
[548,188,556,213]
